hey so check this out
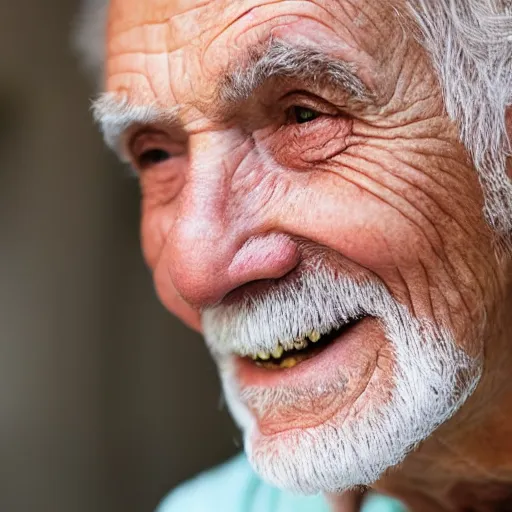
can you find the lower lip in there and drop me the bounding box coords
[235,317,373,389]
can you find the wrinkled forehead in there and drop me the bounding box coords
[105,0,409,105]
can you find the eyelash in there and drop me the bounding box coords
[287,105,323,125]
[281,90,339,116]
[138,148,172,169]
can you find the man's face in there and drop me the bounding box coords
[103,0,503,494]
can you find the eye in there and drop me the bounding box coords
[138,148,171,169]
[291,106,320,124]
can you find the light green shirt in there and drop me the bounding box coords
[156,454,407,512]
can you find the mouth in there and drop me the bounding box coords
[232,315,383,435]
[241,316,366,371]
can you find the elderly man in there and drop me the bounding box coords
[80,0,512,510]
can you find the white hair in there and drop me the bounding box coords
[90,92,180,156]
[75,0,512,240]
[203,262,481,493]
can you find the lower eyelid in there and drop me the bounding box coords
[279,116,353,152]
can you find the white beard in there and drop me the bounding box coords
[202,264,482,494]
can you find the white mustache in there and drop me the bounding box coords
[201,261,398,358]
[204,256,483,494]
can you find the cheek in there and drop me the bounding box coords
[258,122,470,300]
[140,206,203,332]
[269,142,488,327]
[154,266,203,332]
[278,167,425,270]
[140,201,171,270]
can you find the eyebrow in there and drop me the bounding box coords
[92,40,373,157]
[91,92,180,159]
[216,39,374,106]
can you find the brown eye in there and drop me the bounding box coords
[292,106,320,124]
[138,148,171,168]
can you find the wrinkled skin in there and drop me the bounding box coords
[104,0,512,510]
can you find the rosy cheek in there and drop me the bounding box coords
[140,206,202,332]
[138,157,188,268]
[153,259,203,332]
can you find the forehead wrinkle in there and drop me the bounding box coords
[91,92,181,157]
[215,39,374,107]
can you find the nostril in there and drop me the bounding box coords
[164,226,300,310]
[228,233,300,287]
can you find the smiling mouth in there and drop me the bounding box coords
[243,316,366,370]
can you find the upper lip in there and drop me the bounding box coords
[237,315,365,360]
[201,263,375,359]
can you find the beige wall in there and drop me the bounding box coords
[0,2,237,511]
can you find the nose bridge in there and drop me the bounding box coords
[161,128,301,309]
[177,127,248,240]
[183,128,244,219]
[162,128,300,309]
[168,130,249,305]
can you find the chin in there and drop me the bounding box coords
[209,276,482,495]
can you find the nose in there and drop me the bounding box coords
[163,132,300,309]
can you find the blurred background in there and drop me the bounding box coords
[0,1,238,511]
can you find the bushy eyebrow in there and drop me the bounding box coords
[92,40,372,158]
[91,92,181,159]
[216,39,374,106]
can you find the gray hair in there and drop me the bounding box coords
[75,0,512,239]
